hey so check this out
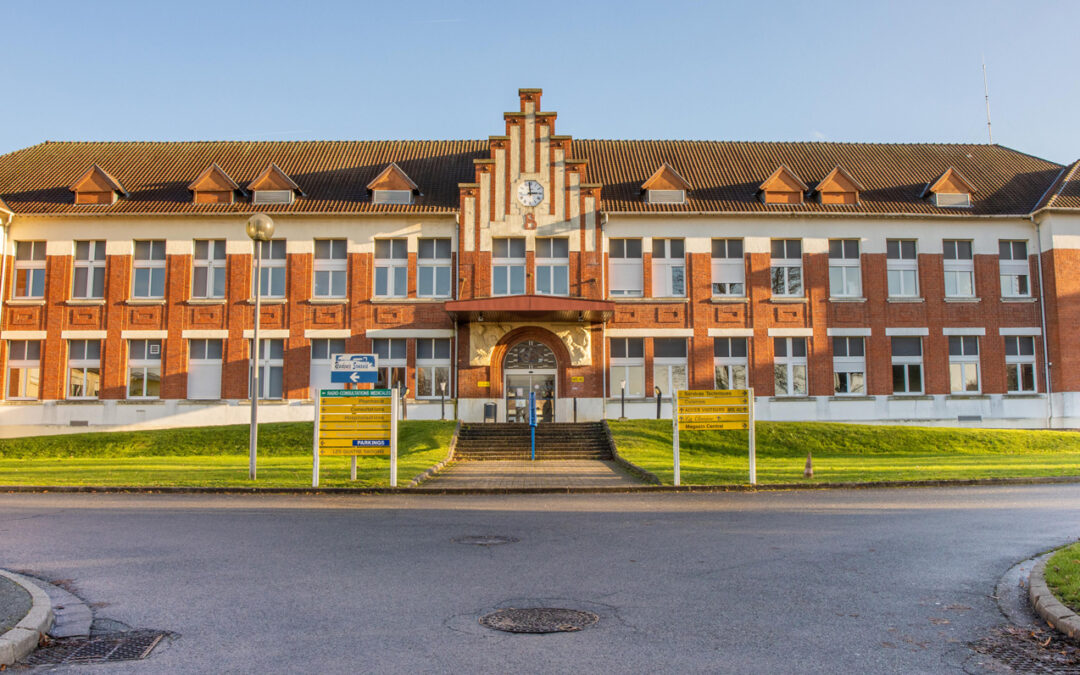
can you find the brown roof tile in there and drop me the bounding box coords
[1034,159,1080,211]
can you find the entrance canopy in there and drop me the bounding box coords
[444,295,614,323]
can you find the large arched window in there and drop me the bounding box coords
[503,340,557,370]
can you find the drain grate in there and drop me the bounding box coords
[480,608,598,634]
[970,626,1080,673]
[21,630,170,665]
[452,535,519,546]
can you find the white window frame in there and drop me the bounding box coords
[652,239,686,298]
[935,193,971,208]
[609,238,644,297]
[372,338,407,391]
[948,336,980,394]
[73,240,106,299]
[610,337,645,398]
[999,240,1031,298]
[418,238,452,298]
[309,338,346,396]
[415,338,452,399]
[252,190,293,205]
[132,240,166,299]
[832,337,866,396]
[828,239,861,298]
[492,237,526,296]
[891,337,924,395]
[646,189,686,204]
[535,237,570,296]
[314,239,348,298]
[6,340,41,400]
[943,239,975,298]
[127,339,162,399]
[254,240,287,298]
[188,339,224,400]
[887,239,919,298]
[774,337,808,396]
[372,189,412,205]
[1005,336,1037,394]
[713,337,748,390]
[711,239,745,297]
[250,338,284,400]
[192,239,226,299]
[652,338,688,397]
[770,239,803,297]
[67,339,101,399]
[374,239,408,299]
[14,241,46,299]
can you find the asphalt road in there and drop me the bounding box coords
[2,485,1079,673]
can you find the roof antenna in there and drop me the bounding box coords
[982,57,993,144]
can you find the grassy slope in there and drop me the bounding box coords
[0,421,455,487]
[609,420,1080,485]
[1045,542,1080,614]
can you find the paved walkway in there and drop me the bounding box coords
[420,459,643,489]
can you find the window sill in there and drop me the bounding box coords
[769,297,807,304]
[235,399,289,405]
[186,298,227,305]
[1004,393,1044,399]
[828,297,866,303]
[59,399,101,404]
[829,395,874,401]
[6,298,45,306]
[607,297,688,304]
[244,298,288,305]
[1002,297,1037,303]
[710,296,749,304]
[369,297,445,304]
[0,399,41,404]
[886,297,925,303]
[770,396,810,401]
[887,394,932,400]
[307,298,348,305]
[944,297,981,303]
[946,394,990,400]
[126,299,166,306]
[119,399,164,404]
[66,298,106,306]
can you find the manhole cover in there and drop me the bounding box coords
[970,626,1080,673]
[21,630,170,665]
[452,535,519,546]
[479,608,598,634]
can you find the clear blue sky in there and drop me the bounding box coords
[4,0,1079,163]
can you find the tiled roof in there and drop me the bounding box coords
[1034,159,1080,211]
[0,139,1064,217]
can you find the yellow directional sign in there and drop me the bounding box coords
[677,414,752,423]
[677,405,749,415]
[673,389,757,486]
[678,389,746,398]
[317,389,392,457]
[679,421,751,431]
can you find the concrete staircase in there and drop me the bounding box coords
[454,422,614,461]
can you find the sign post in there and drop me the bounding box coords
[674,388,756,486]
[312,388,395,487]
[528,391,537,461]
[672,392,680,486]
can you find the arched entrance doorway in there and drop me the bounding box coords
[503,340,557,423]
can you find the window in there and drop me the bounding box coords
[132,240,166,299]
[610,338,644,397]
[372,190,411,205]
[6,340,40,399]
[770,239,803,297]
[188,339,223,400]
[535,238,569,296]
[73,240,106,299]
[374,239,407,298]
[418,238,452,298]
[714,338,748,390]
[252,190,293,205]
[492,237,526,296]
[711,239,745,296]
[652,239,686,297]
[416,338,451,398]
[999,241,1030,297]
[646,189,686,204]
[127,339,161,399]
[609,239,643,297]
[14,241,46,299]
[309,338,346,396]
[774,337,807,396]
[250,339,284,399]
[192,239,226,299]
[652,338,688,396]
[828,239,861,297]
[832,337,865,395]
[943,240,975,297]
[372,338,406,391]
[891,337,923,394]
[1005,336,1037,393]
[314,239,347,298]
[887,239,919,297]
[67,339,101,399]
[255,240,286,298]
[948,336,980,393]
[935,193,971,208]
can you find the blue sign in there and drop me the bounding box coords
[528,392,537,426]
[331,370,379,384]
[353,439,391,447]
[331,354,379,384]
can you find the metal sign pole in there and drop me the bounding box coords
[390,387,399,487]
[312,393,321,488]
[673,393,680,487]
[748,387,756,485]
[529,391,537,461]
[351,456,357,481]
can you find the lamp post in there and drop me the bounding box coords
[246,213,275,480]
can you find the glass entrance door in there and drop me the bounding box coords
[505,373,556,423]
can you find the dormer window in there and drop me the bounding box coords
[247,163,303,205]
[367,163,419,205]
[813,166,864,205]
[923,167,975,209]
[641,163,690,205]
[188,163,242,205]
[759,165,808,205]
[69,165,127,205]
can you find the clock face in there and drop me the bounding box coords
[517,180,544,207]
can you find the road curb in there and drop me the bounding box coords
[1,474,1078,496]
[1029,551,1080,640]
[0,569,54,666]
[409,420,460,487]
[602,420,661,485]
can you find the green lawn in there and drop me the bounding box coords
[0,421,455,488]
[609,420,1080,485]
[1045,542,1080,614]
